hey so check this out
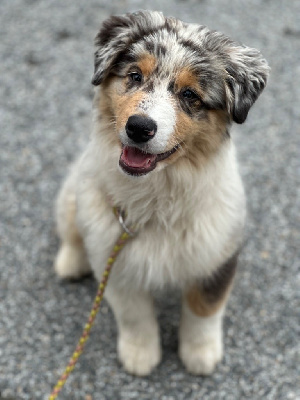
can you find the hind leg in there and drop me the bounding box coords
[54,169,91,279]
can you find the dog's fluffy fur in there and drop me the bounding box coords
[54,11,269,376]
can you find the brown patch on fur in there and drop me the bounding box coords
[137,53,157,78]
[176,68,204,96]
[185,253,238,317]
[166,108,229,168]
[173,68,228,164]
[186,287,227,317]
[113,91,146,132]
[98,76,146,133]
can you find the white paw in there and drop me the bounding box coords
[179,340,223,375]
[54,244,91,279]
[118,335,161,376]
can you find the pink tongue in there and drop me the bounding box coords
[121,146,157,168]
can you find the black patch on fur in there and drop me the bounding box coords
[168,80,175,93]
[156,43,167,57]
[178,96,208,119]
[125,74,143,92]
[143,80,154,92]
[144,40,155,53]
[179,39,205,56]
[113,51,137,72]
[198,68,215,92]
[93,50,137,85]
[164,19,179,36]
[150,64,161,78]
[96,15,132,47]
[178,97,195,117]
[224,50,269,124]
[199,252,239,304]
[179,99,193,117]
[125,79,137,92]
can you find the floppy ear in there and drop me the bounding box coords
[91,15,133,85]
[225,46,270,124]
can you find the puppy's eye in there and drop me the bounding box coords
[129,72,142,83]
[181,89,198,100]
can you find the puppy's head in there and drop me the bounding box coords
[92,11,269,176]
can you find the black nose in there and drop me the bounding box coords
[125,115,157,143]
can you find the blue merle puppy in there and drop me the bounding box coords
[55,11,269,376]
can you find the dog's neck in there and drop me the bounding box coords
[86,122,237,230]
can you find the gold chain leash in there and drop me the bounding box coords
[48,208,135,399]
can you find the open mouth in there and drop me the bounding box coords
[119,145,179,176]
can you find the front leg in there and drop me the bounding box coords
[105,285,161,376]
[179,253,238,375]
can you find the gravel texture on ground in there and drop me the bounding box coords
[0,0,299,399]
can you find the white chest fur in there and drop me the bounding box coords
[75,133,246,291]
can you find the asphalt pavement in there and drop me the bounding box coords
[0,0,299,399]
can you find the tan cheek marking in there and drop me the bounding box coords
[170,109,228,166]
[137,53,157,77]
[175,107,228,145]
[98,76,121,116]
[196,110,228,152]
[163,108,228,168]
[97,77,147,140]
[109,89,146,131]
[174,111,199,144]
[206,110,229,136]
[163,111,199,166]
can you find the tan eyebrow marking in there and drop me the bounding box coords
[176,68,204,96]
[137,53,157,77]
